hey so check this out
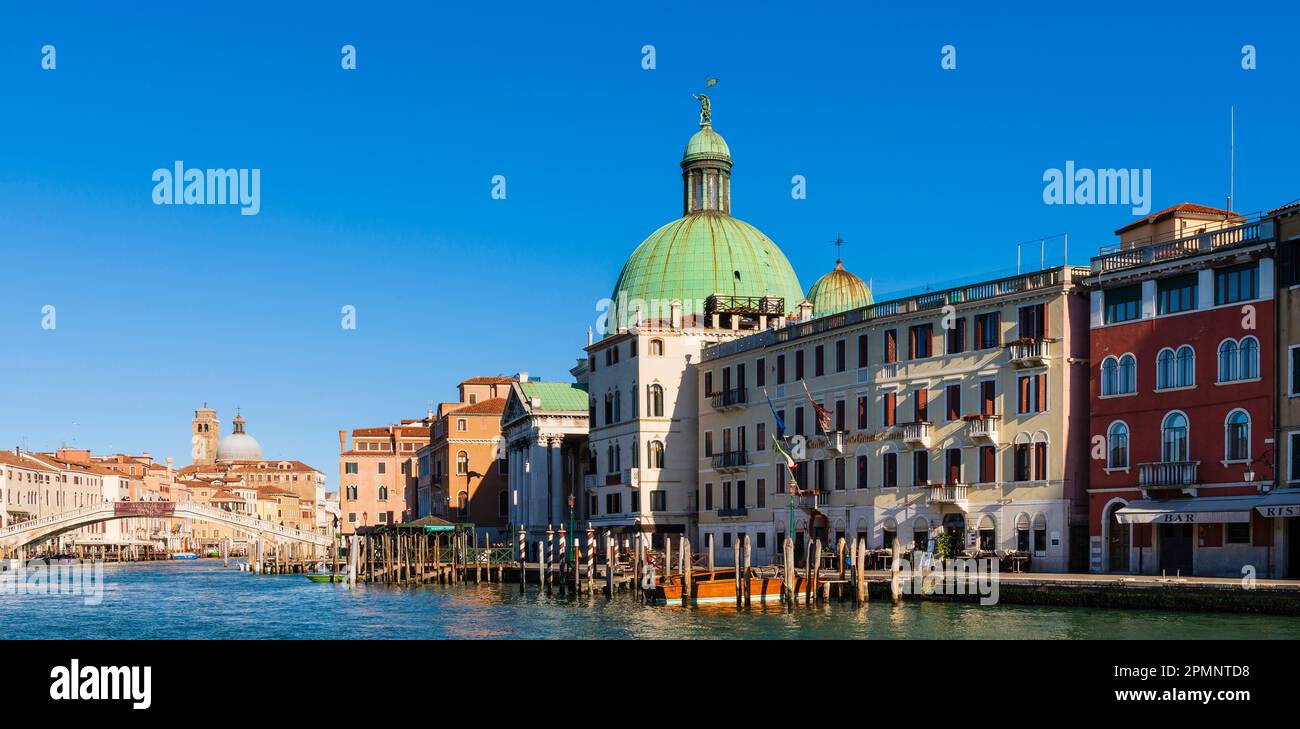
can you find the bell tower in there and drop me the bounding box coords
[192,403,219,466]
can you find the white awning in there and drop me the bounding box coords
[1256,489,1300,518]
[1114,495,1262,525]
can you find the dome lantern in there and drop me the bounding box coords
[681,93,732,215]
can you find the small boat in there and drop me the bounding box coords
[169,552,199,560]
[305,573,345,583]
[652,567,785,605]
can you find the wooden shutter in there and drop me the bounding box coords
[1018,376,1030,413]
[915,388,928,422]
[885,330,897,363]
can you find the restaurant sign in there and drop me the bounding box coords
[1257,505,1299,518]
[113,502,176,518]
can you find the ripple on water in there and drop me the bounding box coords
[0,560,1295,639]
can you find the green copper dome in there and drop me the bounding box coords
[683,127,731,164]
[808,260,873,318]
[611,212,805,326]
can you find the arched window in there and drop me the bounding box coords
[377,485,389,501]
[1015,513,1031,552]
[1176,345,1194,387]
[1156,348,1175,390]
[1218,339,1239,382]
[649,338,664,356]
[1101,357,1118,396]
[1225,410,1250,462]
[1161,412,1189,462]
[647,440,665,469]
[912,516,930,551]
[1239,337,1259,380]
[346,485,357,500]
[1118,354,1136,393]
[456,451,468,475]
[606,444,615,471]
[1032,514,1048,554]
[881,517,897,549]
[648,384,664,417]
[1107,422,1129,469]
[614,443,622,471]
[977,515,996,550]
[613,390,622,422]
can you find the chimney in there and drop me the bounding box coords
[338,430,347,452]
[670,300,682,329]
[516,372,529,383]
[166,456,174,476]
[587,327,593,346]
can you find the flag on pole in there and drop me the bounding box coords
[772,435,795,470]
[762,387,786,438]
[801,381,831,434]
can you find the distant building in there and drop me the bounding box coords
[338,418,432,534]
[420,376,514,539]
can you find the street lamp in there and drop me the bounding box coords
[1244,449,1275,488]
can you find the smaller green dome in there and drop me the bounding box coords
[808,261,873,318]
[683,127,731,165]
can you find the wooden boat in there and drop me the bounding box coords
[651,568,785,605]
[305,573,345,583]
[168,552,199,560]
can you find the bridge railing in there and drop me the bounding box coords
[0,501,330,547]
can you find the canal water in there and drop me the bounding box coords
[1,559,1296,639]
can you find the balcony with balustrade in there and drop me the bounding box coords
[603,468,641,488]
[1138,461,1199,489]
[1090,217,1274,275]
[965,414,1000,443]
[710,387,748,411]
[1006,338,1051,367]
[902,421,932,448]
[710,450,748,474]
[927,484,968,505]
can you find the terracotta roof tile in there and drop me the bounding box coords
[1115,202,1240,234]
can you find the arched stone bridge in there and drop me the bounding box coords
[0,501,332,551]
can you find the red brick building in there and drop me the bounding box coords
[1086,204,1282,577]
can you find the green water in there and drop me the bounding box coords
[1,560,1296,639]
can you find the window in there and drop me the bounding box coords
[648,339,665,355]
[857,334,869,368]
[795,406,805,436]
[1033,514,1047,555]
[1013,444,1030,482]
[815,345,825,377]
[456,451,468,475]
[795,350,805,380]
[857,396,868,429]
[882,392,896,426]
[835,400,846,432]
[1157,346,1194,389]
[756,358,766,387]
[1105,285,1141,324]
[947,317,966,354]
[882,452,898,488]
[913,517,930,551]
[703,432,713,457]
[834,458,846,490]
[776,354,786,384]
[1018,303,1047,340]
[757,532,766,549]
[647,440,665,468]
[1156,349,1175,389]
[884,330,897,364]
[946,448,961,484]
[913,388,929,422]
[856,455,868,489]
[974,312,1001,349]
[457,418,467,432]
[378,485,389,501]
[946,384,961,420]
[1157,273,1198,315]
[650,490,666,511]
[345,462,358,475]
[835,339,846,372]
[1291,347,1300,396]
[1034,441,1047,480]
[1215,263,1258,305]
[346,485,357,500]
[1104,354,1137,395]
[1161,412,1189,462]
[1017,373,1047,413]
[909,323,933,359]
[605,493,622,514]
[1291,433,1300,483]
[377,462,386,475]
[881,518,897,549]
[1226,522,1250,544]
[1225,410,1250,462]
[1107,422,1129,469]
[1239,337,1259,380]
[647,384,664,417]
[703,483,713,510]
[1016,514,1030,552]
[757,422,766,450]
[756,479,765,508]
[979,380,997,415]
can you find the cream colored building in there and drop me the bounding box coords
[696,265,1093,572]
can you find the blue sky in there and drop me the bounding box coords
[1,1,1296,483]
